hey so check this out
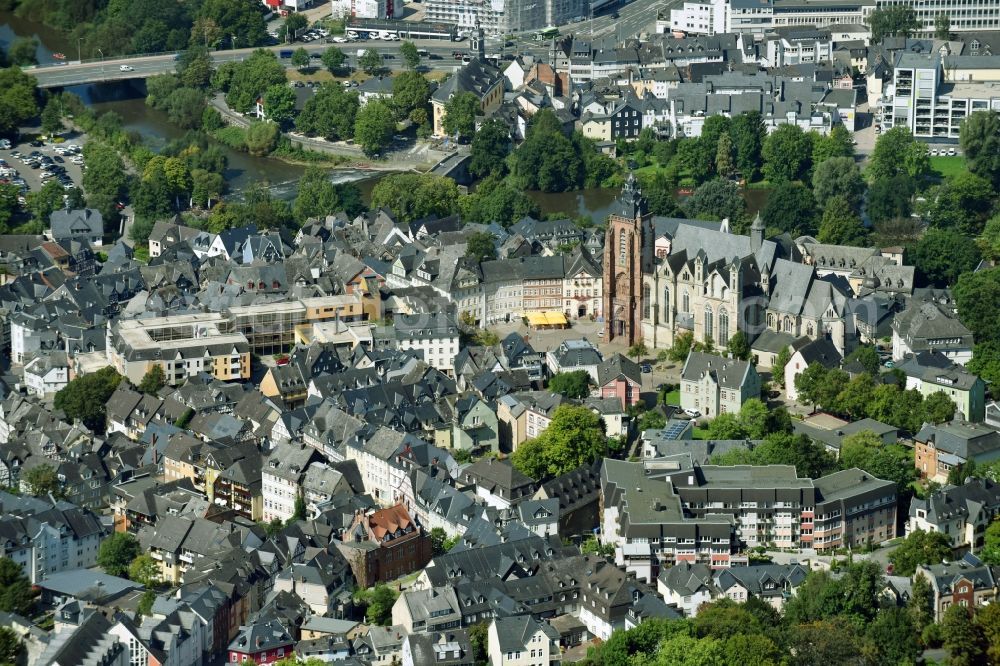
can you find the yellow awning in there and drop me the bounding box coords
[526,311,568,327]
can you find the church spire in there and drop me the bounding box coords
[750,211,764,253]
[617,172,647,220]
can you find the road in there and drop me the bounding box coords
[28,0,671,89]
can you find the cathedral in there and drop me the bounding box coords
[603,175,914,354]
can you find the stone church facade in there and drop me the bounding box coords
[601,177,910,355]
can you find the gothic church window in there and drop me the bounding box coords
[719,308,729,342]
[619,230,627,264]
[704,305,713,340]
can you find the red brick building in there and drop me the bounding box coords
[337,504,432,588]
[603,174,654,345]
[596,353,643,408]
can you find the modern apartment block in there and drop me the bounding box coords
[423,0,566,35]
[600,459,896,581]
[107,313,251,386]
[882,53,1000,141]
[667,0,873,36]
[876,0,1000,34]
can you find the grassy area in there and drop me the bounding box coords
[663,389,680,406]
[286,68,336,83]
[692,426,710,439]
[929,155,966,180]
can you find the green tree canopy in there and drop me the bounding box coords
[54,367,123,433]
[391,70,430,120]
[296,83,360,141]
[508,110,583,192]
[925,171,996,236]
[263,84,297,124]
[355,584,398,625]
[730,111,766,180]
[138,364,166,395]
[353,98,395,156]
[97,532,141,577]
[22,463,62,498]
[128,554,161,587]
[321,46,347,73]
[359,49,383,76]
[548,370,592,399]
[762,124,813,183]
[291,47,310,70]
[840,429,918,495]
[683,178,746,224]
[470,118,512,178]
[868,126,930,182]
[399,40,420,69]
[867,175,915,225]
[761,182,817,236]
[0,626,24,666]
[216,49,287,113]
[911,227,982,286]
[812,156,865,210]
[465,231,496,263]
[511,404,606,479]
[817,194,868,246]
[443,91,479,142]
[244,120,280,156]
[867,5,920,41]
[369,173,460,222]
[888,529,953,576]
[960,111,1000,189]
[0,557,33,616]
[954,267,1000,343]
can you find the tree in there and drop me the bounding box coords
[54,367,124,433]
[923,390,956,424]
[511,404,605,479]
[0,626,24,666]
[263,84,297,124]
[468,622,489,666]
[715,132,735,179]
[984,520,1000,565]
[443,91,479,142]
[969,341,1000,400]
[812,156,865,211]
[761,182,817,236]
[888,529,953,576]
[459,174,540,225]
[40,98,64,136]
[244,120,280,156]
[293,166,363,221]
[508,110,583,192]
[867,175,915,225]
[547,370,592,399]
[933,12,951,39]
[738,399,770,438]
[817,195,868,246]
[391,70,431,119]
[429,527,452,556]
[354,99,395,156]
[369,173,460,222]
[283,11,309,40]
[683,178,746,223]
[910,227,981,287]
[400,40,420,69]
[97,533,141,577]
[942,603,985,666]
[8,38,38,66]
[925,171,996,236]
[359,48,383,76]
[703,413,745,439]
[840,429,918,495]
[868,126,930,182]
[82,142,129,223]
[356,584,397,625]
[465,231,496,262]
[909,573,935,636]
[960,111,1000,189]
[138,365,166,394]
[730,111,766,180]
[812,125,855,165]
[321,46,348,73]
[773,346,792,388]
[26,179,81,225]
[137,589,157,616]
[794,362,829,407]
[846,346,880,376]
[291,47,310,70]
[165,87,207,130]
[129,554,161,588]
[668,331,695,363]
[197,0,268,47]
[867,5,920,41]
[954,267,1000,343]
[762,124,812,183]
[22,463,62,498]
[866,606,920,666]
[976,602,1000,664]
[0,68,39,136]
[217,49,287,114]
[0,558,33,616]
[638,409,667,431]
[470,118,512,178]
[177,47,214,89]
[980,213,1000,261]
[296,83,360,141]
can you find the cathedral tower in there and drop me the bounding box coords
[603,174,653,345]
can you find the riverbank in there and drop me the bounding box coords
[207,92,451,174]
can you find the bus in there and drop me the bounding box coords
[537,26,559,40]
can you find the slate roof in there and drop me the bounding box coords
[492,615,558,653]
[909,478,1000,526]
[596,353,641,387]
[681,351,753,390]
[914,421,1000,461]
[49,208,102,240]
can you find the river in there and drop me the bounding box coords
[3,13,770,218]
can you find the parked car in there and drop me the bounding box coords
[683,408,701,418]
[640,363,652,373]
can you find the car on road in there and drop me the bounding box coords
[683,408,701,418]
[119,65,134,72]
[0,139,10,149]
[640,363,652,373]
[611,11,619,18]
[332,36,347,43]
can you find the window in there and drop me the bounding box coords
[704,305,713,340]
[718,308,728,343]
[662,286,670,323]
[682,290,690,313]
[642,284,651,320]
[619,229,627,264]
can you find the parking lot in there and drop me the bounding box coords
[0,133,87,209]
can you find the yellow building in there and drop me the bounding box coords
[431,58,504,137]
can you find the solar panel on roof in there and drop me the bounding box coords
[664,421,689,440]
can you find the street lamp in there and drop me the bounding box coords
[97,48,104,77]
[77,37,83,62]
